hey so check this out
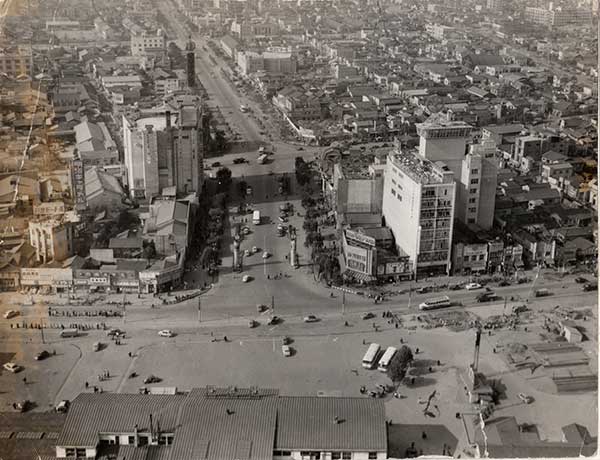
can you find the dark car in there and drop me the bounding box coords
[362,312,375,320]
[498,280,511,287]
[14,400,31,412]
[34,350,50,361]
[233,157,247,164]
[211,161,221,167]
[575,277,588,284]
[416,287,430,294]
[449,284,462,291]
[583,283,597,292]
[143,375,162,384]
[267,316,280,325]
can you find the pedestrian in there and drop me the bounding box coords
[128,352,131,357]
[362,339,365,345]
[85,381,89,389]
[23,377,27,384]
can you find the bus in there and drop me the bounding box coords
[362,343,381,369]
[60,328,79,338]
[418,295,451,311]
[252,210,261,225]
[378,346,397,372]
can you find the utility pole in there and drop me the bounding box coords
[271,295,274,314]
[40,324,45,344]
[197,296,201,323]
[342,291,346,315]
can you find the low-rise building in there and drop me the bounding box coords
[28,219,74,264]
[55,388,387,460]
[74,121,119,166]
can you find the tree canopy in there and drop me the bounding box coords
[387,345,414,384]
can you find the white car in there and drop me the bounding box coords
[242,275,251,283]
[244,249,251,257]
[465,282,483,291]
[158,329,174,338]
[3,310,18,319]
[303,315,318,323]
[252,246,258,253]
[518,393,533,404]
[282,345,292,357]
[262,251,270,259]
[3,362,22,373]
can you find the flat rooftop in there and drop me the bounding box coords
[389,148,452,185]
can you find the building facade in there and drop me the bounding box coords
[0,47,33,78]
[28,220,74,264]
[382,149,456,276]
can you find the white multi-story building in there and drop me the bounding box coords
[382,148,456,277]
[417,117,497,230]
[130,29,167,57]
[525,6,592,26]
[123,105,207,200]
[0,47,33,78]
[29,220,74,264]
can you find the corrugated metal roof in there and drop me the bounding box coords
[275,397,387,451]
[57,393,186,447]
[169,388,277,460]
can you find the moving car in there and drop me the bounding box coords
[244,249,251,257]
[248,319,258,328]
[518,393,533,404]
[211,161,221,168]
[158,329,174,338]
[242,275,251,283]
[498,280,511,287]
[574,277,588,284]
[107,329,125,337]
[476,292,498,303]
[143,375,162,384]
[583,282,597,292]
[534,288,550,297]
[55,400,70,413]
[251,246,258,254]
[233,157,247,164]
[34,350,50,361]
[282,345,292,357]
[3,310,19,319]
[362,312,375,320]
[465,282,482,291]
[262,251,270,259]
[92,342,103,352]
[3,362,22,373]
[303,315,318,323]
[267,316,279,325]
[282,336,291,345]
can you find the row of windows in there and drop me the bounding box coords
[464,254,486,261]
[469,187,478,194]
[470,178,479,185]
[468,197,477,204]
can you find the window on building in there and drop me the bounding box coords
[471,168,479,174]
[469,207,477,213]
[397,194,402,201]
[470,178,479,184]
[469,188,477,194]
[128,436,135,444]
[391,189,396,196]
[76,449,86,457]
[342,453,352,460]
[468,218,475,223]
[331,452,341,459]
[463,255,469,262]
[65,448,76,457]
[368,453,378,460]
[479,254,485,260]
[468,198,477,203]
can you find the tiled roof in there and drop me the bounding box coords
[57,393,186,447]
[169,388,278,460]
[275,396,387,451]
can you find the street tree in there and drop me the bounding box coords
[387,345,414,384]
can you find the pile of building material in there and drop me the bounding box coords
[418,310,473,331]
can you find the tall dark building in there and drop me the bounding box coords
[185,38,196,88]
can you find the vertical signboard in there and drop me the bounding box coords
[71,159,86,211]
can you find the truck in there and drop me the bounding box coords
[252,210,261,225]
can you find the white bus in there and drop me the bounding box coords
[361,343,381,369]
[378,346,397,372]
[252,210,261,225]
[60,328,79,338]
[418,295,451,311]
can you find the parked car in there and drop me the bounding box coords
[251,246,259,253]
[534,288,550,297]
[55,400,70,413]
[158,329,174,338]
[143,375,162,384]
[3,362,22,373]
[518,393,533,404]
[498,280,511,287]
[282,345,292,357]
[267,316,280,325]
[303,315,318,323]
[574,277,588,284]
[476,292,497,303]
[262,251,270,259]
[244,249,251,257]
[449,284,462,291]
[465,282,482,291]
[233,157,247,164]
[211,161,221,167]
[416,287,430,294]
[362,312,375,320]
[34,350,50,361]
[282,336,291,345]
[242,275,251,283]
[3,309,19,319]
[583,283,597,292]
[248,319,258,328]
[256,304,267,313]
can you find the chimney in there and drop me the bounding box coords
[134,424,139,447]
[165,110,171,128]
